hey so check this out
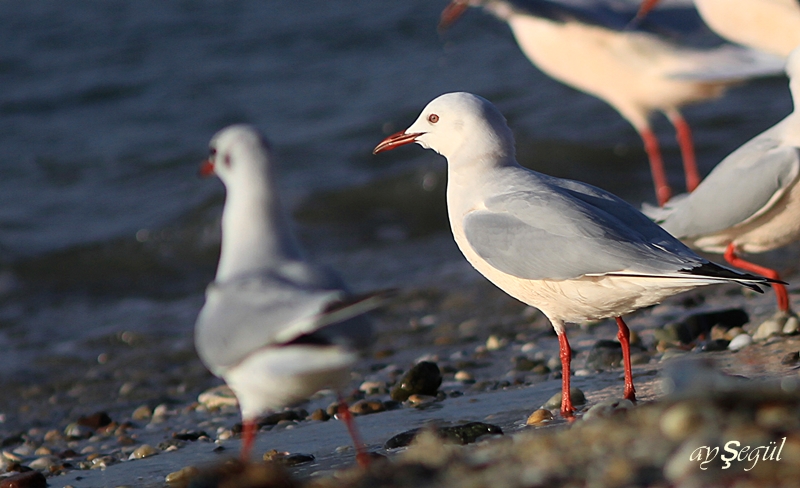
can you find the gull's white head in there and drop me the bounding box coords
[374,92,515,165]
[201,124,275,194]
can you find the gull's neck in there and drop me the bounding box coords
[445,137,518,215]
[215,181,302,282]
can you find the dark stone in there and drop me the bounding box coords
[308,408,330,421]
[513,356,540,371]
[0,471,47,488]
[697,339,729,352]
[260,409,308,426]
[277,453,315,467]
[782,351,800,365]
[173,430,209,441]
[58,449,80,459]
[585,340,622,371]
[390,361,442,401]
[676,308,750,343]
[0,434,23,448]
[157,439,184,450]
[77,411,112,429]
[384,422,503,449]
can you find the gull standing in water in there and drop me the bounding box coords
[195,124,387,464]
[374,92,773,417]
[440,0,785,205]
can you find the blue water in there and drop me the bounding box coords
[0,0,793,374]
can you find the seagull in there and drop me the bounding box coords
[195,124,387,464]
[644,46,800,331]
[637,0,800,58]
[440,0,785,206]
[373,92,773,417]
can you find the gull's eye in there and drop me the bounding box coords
[209,147,217,158]
[428,113,439,124]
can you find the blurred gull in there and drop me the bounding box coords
[374,91,773,417]
[637,0,800,58]
[440,0,785,206]
[195,124,387,464]
[645,47,800,332]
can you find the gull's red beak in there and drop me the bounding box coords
[633,0,661,24]
[439,1,469,31]
[373,131,424,154]
[198,159,215,177]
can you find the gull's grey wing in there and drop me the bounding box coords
[194,260,379,375]
[655,135,800,239]
[462,183,701,281]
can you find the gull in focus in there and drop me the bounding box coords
[374,92,774,417]
[440,0,785,206]
[645,46,800,333]
[195,124,386,463]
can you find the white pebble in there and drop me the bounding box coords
[728,333,753,351]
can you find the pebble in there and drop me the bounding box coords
[406,394,437,407]
[582,399,634,421]
[262,409,307,425]
[263,449,315,466]
[27,456,57,471]
[659,403,704,441]
[64,422,94,440]
[520,342,537,352]
[77,412,112,430]
[390,361,442,401]
[358,381,385,395]
[784,315,800,335]
[42,430,62,443]
[753,315,785,340]
[308,408,330,421]
[486,335,507,351]
[131,405,152,421]
[454,370,474,382]
[384,422,503,449]
[728,333,753,351]
[348,399,386,415]
[128,444,158,460]
[0,471,47,488]
[165,466,199,484]
[526,409,553,426]
[543,387,585,410]
[32,447,51,456]
[197,385,239,409]
[781,351,800,365]
[584,340,622,371]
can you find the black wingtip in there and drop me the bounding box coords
[682,262,787,293]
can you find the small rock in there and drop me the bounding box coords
[543,387,586,410]
[728,333,753,351]
[32,447,51,456]
[0,471,47,488]
[659,403,704,441]
[131,405,152,421]
[27,456,57,471]
[64,423,93,440]
[308,409,330,421]
[165,466,199,484]
[349,399,386,415]
[753,317,784,341]
[486,335,507,351]
[454,370,474,382]
[384,422,502,449]
[263,450,315,466]
[358,381,385,395]
[406,394,437,407]
[197,385,239,409]
[390,361,442,401]
[697,339,729,352]
[128,444,158,460]
[261,409,307,426]
[582,399,634,421]
[43,430,62,443]
[585,340,622,370]
[724,327,746,341]
[526,409,553,426]
[77,412,112,430]
[513,356,540,372]
[781,351,800,365]
[172,430,208,441]
[784,315,799,335]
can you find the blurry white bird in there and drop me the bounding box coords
[644,46,800,330]
[374,92,772,417]
[637,0,800,58]
[195,124,387,464]
[440,0,785,206]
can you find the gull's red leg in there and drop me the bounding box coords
[640,128,672,206]
[240,419,257,462]
[558,332,575,419]
[724,243,789,312]
[337,394,370,468]
[669,111,701,192]
[615,317,636,402]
